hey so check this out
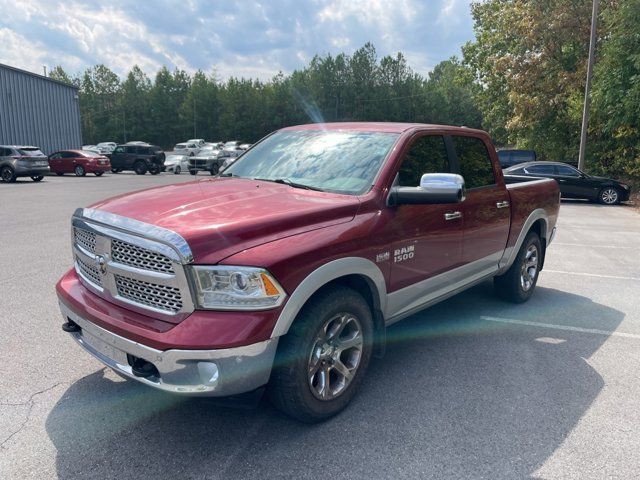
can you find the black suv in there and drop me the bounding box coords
[108,144,165,175]
[0,145,50,183]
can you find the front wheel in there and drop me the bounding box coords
[599,187,620,205]
[1,166,16,182]
[494,231,542,303]
[210,164,219,175]
[174,166,181,175]
[31,175,44,182]
[268,286,373,423]
[134,162,147,175]
[74,165,86,177]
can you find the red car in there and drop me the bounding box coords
[56,123,560,422]
[48,150,111,176]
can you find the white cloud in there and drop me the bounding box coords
[0,0,474,81]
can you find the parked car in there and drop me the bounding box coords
[223,140,241,148]
[218,146,244,160]
[48,150,111,177]
[82,145,101,154]
[504,161,631,205]
[125,141,150,146]
[164,154,190,174]
[174,142,200,156]
[108,144,165,174]
[187,138,206,147]
[239,143,252,150]
[97,142,117,154]
[188,149,224,175]
[0,145,50,182]
[56,122,560,423]
[497,149,536,169]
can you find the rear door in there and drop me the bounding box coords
[452,134,510,273]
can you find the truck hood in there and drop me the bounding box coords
[90,178,360,264]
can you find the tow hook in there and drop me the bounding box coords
[127,354,159,378]
[61,319,81,333]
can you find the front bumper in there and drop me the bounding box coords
[59,300,278,396]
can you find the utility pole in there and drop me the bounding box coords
[578,0,599,172]
[43,65,47,77]
[193,96,197,138]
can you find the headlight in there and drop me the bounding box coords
[192,265,286,310]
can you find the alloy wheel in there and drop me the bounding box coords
[308,313,363,400]
[601,188,618,205]
[520,244,539,292]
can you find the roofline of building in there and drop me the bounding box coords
[0,63,79,90]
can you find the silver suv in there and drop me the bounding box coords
[0,145,50,183]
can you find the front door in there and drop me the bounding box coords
[553,164,590,198]
[384,134,464,319]
[110,146,126,169]
[452,135,510,274]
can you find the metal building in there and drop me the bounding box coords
[0,63,82,154]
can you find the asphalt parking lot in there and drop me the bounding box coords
[1,173,639,479]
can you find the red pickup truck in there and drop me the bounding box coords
[56,123,560,422]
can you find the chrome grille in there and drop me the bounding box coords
[74,227,96,253]
[111,239,174,274]
[115,275,182,313]
[76,256,102,287]
[71,217,193,320]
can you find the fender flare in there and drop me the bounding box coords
[498,208,549,272]
[270,257,387,338]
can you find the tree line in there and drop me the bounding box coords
[49,0,639,180]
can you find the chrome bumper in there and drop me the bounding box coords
[59,302,278,396]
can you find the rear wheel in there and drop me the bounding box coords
[269,286,373,423]
[74,165,86,177]
[599,187,620,205]
[189,169,197,176]
[111,168,120,173]
[494,231,542,303]
[31,175,44,182]
[134,161,147,175]
[94,171,103,177]
[1,166,16,183]
[174,166,181,175]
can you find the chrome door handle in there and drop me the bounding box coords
[444,211,462,220]
[496,201,510,209]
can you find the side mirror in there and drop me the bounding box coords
[389,173,465,206]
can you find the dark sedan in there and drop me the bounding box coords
[504,162,631,205]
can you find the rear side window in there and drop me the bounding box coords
[0,147,11,156]
[453,136,495,189]
[125,146,137,154]
[556,165,580,177]
[398,135,449,187]
[526,164,555,175]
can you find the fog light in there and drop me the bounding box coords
[197,361,219,387]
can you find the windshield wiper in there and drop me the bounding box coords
[253,177,325,192]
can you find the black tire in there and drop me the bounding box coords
[31,175,44,182]
[95,171,103,177]
[189,152,195,156]
[268,286,373,423]
[189,170,197,176]
[1,166,16,183]
[494,231,542,303]
[74,165,86,177]
[598,187,620,205]
[56,172,64,176]
[174,166,181,175]
[111,168,120,173]
[210,164,219,175]
[134,161,147,175]
[150,167,160,175]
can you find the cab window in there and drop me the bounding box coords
[398,135,449,187]
[452,136,495,189]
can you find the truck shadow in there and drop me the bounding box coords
[46,281,623,479]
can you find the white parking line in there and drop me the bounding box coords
[553,242,639,249]
[481,316,640,340]
[543,270,640,281]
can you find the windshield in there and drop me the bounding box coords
[224,130,399,195]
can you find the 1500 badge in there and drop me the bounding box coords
[394,245,415,263]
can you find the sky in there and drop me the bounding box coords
[0,0,475,81]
